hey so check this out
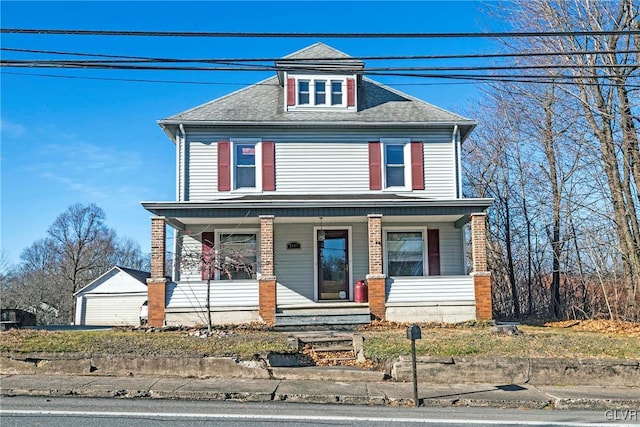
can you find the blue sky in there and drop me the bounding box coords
[1,1,500,265]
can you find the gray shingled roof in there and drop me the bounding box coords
[159,43,475,139]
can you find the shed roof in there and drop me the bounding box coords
[74,266,150,296]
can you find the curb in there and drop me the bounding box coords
[1,382,637,410]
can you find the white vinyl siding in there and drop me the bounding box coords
[274,222,316,305]
[276,143,369,193]
[437,222,465,275]
[165,281,258,308]
[386,276,474,303]
[181,129,458,200]
[186,140,217,200]
[274,221,368,305]
[424,141,456,199]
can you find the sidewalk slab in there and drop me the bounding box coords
[449,383,552,409]
[153,377,278,402]
[539,385,640,410]
[1,374,96,396]
[368,382,457,406]
[271,366,386,382]
[275,379,371,404]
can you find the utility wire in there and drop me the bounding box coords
[3,59,637,73]
[3,47,639,63]
[3,28,640,38]
[3,69,638,88]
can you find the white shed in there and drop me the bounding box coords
[74,266,149,326]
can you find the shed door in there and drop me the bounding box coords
[82,295,147,326]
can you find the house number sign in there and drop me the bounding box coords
[287,242,301,250]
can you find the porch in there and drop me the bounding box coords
[162,275,476,327]
[142,195,493,327]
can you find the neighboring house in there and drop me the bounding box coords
[142,43,492,328]
[74,266,150,326]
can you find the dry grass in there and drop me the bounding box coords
[1,320,638,363]
[359,320,640,361]
[0,328,293,359]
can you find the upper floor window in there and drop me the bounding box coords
[298,80,310,105]
[331,80,343,105]
[235,143,256,189]
[315,80,326,105]
[385,144,405,188]
[286,74,355,111]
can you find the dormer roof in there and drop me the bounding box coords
[275,42,365,85]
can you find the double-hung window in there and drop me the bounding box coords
[235,143,256,189]
[385,144,406,188]
[217,232,258,280]
[315,80,327,105]
[331,80,343,105]
[298,80,310,105]
[385,230,425,276]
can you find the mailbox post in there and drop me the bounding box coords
[406,324,422,407]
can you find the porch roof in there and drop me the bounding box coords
[141,195,492,229]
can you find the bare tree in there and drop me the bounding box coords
[505,0,640,319]
[179,232,257,332]
[6,203,150,324]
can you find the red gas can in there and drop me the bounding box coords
[355,280,368,303]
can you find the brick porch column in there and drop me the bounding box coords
[366,214,386,320]
[471,213,492,320]
[258,215,277,325]
[147,216,167,327]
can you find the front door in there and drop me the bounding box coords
[317,230,349,300]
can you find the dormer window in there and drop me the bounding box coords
[315,81,326,104]
[331,80,343,105]
[286,74,356,111]
[298,80,310,105]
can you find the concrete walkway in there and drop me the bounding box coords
[2,368,638,410]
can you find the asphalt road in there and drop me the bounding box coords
[2,396,637,427]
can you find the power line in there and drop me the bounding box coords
[0,70,263,86]
[3,47,639,63]
[3,28,640,38]
[3,69,638,89]
[0,70,481,86]
[3,59,637,73]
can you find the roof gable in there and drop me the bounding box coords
[159,43,476,140]
[74,266,150,296]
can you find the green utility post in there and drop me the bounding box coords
[406,324,422,407]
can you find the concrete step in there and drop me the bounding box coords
[275,313,370,327]
[312,346,354,352]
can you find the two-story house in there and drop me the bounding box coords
[142,43,493,327]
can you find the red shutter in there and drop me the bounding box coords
[427,229,441,276]
[411,141,425,190]
[262,141,275,191]
[217,141,230,191]
[368,142,382,190]
[202,231,215,280]
[346,78,355,107]
[286,78,295,106]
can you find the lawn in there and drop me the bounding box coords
[1,320,638,362]
[361,321,640,361]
